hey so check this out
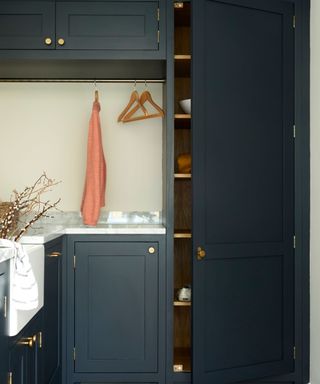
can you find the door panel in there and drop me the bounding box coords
[74,241,159,373]
[56,2,159,50]
[0,2,55,50]
[192,0,294,383]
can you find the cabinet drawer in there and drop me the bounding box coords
[0,2,55,50]
[56,1,160,50]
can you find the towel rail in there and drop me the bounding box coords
[0,79,165,84]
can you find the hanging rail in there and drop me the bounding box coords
[0,79,165,84]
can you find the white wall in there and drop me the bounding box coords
[310,0,320,382]
[0,83,163,212]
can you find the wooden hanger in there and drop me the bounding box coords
[118,86,147,122]
[122,89,165,123]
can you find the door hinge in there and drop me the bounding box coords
[293,346,296,359]
[293,235,296,249]
[73,255,76,269]
[293,15,296,28]
[73,347,76,361]
[157,30,160,44]
[4,295,7,318]
[157,7,160,21]
[7,372,12,384]
[293,124,296,138]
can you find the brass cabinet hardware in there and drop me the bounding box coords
[18,336,34,348]
[174,2,184,8]
[4,295,7,318]
[38,331,42,348]
[7,372,12,384]
[57,38,65,46]
[44,37,52,45]
[197,246,206,260]
[148,246,155,254]
[48,251,61,258]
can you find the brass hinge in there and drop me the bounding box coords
[7,372,12,384]
[293,346,296,359]
[157,7,160,21]
[73,347,76,361]
[293,124,296,138]
[4,295,7,318]
[157,30,160,44]
[73,255,76,269]
[174,2,184,8]
[293,15,296,28]
[293,235,296,249]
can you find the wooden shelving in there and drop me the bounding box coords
[174,1,191,375]
[174,230,192,239]
[174,301,191,307]
[174,173,191,179]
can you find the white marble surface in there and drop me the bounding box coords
[19,224,166,244]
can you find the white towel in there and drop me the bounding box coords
[0,239,38,310]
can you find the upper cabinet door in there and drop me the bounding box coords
[0,2,55,50]
[56,1,160,50]
[192,0,295,383]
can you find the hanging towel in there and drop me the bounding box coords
[0,239,38,310]
[81,100,107,226]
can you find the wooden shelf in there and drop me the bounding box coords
[174,301,191,307]
[175,54,191,60]
[174,231,192,239]
[174,173,191,179]
[175,114,191,119]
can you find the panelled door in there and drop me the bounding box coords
[192,0,295,383]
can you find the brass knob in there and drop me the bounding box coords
[197,246,206,260]
[44,37,52,46]
[57,38,65,46]
[18,336,34,348]
[148,247,155,254]
[48,251,61,258]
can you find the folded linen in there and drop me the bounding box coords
[0,239,38,310]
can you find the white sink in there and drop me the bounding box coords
[8,244,44,336]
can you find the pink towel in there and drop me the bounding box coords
[81,101,106,226]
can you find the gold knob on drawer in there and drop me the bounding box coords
[197,246,206,260]
[148,247,155,254]
[44,37,52,45]
[57,38,65,46]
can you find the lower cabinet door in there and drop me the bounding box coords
[74,241,159,373]
[9,342,28,384]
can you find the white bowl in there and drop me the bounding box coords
[179,99,191,114]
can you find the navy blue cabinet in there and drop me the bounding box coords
[0,261,9,384]
[43,239,62,384]
[9,311,43,384]
[0,1,164,56]
[65,235,166,384]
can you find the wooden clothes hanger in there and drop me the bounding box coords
[122,88,165,123]
[118,83,147,122]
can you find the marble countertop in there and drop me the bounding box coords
[19,224,166,244]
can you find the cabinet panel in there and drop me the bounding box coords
[43,241,62,384]
[74,241,159,373]
[0,261,8,384]
[192,0,295,383]
[56,2,160,50]
[0,2,55,49]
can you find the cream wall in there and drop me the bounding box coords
[310,0,320,382]
[0,83,163,212]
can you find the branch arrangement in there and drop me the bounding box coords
[0,173,60,241]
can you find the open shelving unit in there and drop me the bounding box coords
[173,1,192,374]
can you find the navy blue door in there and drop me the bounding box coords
[192,0,295,383]
[74,241,159,373]
[0,261,8,384]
